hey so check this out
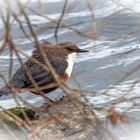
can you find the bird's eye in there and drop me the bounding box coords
[66,47,73,51]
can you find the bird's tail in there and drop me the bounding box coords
[0,86,11,97]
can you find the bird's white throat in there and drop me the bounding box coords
[66,52,77,77]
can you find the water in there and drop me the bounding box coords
[0,0,140,139]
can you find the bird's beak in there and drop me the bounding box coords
[78,49,89,53]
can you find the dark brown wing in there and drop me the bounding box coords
[11,56,68,91]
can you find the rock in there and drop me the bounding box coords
[0,98,113,140]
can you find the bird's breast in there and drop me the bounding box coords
[65,53,77,77]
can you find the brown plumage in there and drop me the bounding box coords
[0,41,88,101]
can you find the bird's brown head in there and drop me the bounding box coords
[57,42,89,54]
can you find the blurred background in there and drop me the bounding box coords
[0,0,140,139]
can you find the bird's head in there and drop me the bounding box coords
[58,42,89,54]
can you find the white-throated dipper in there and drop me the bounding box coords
[0,41,88,102]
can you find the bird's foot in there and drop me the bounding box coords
[41,102,51,109]
[41,95,65,109]
[54,95,65,104]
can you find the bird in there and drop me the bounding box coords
[0,41,88,103]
